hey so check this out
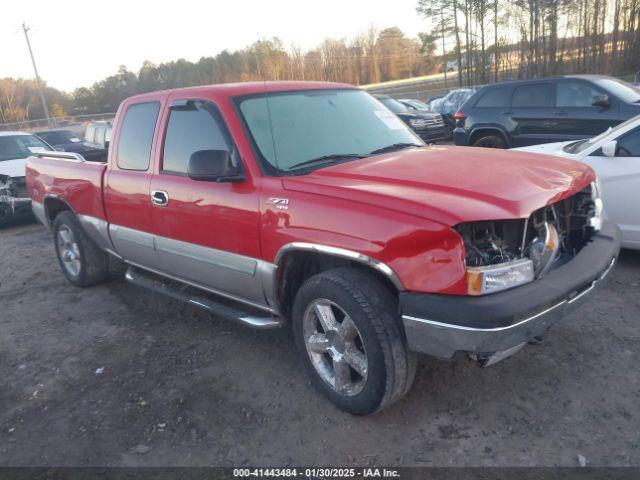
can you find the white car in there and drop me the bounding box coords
[515,116,640,250]
[0,131,53,224]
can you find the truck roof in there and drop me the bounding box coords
[124,80,354,103]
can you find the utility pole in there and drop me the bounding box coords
[22,23,54,126]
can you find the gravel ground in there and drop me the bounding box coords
[1,219,639,467]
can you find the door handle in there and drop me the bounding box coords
[151,190,169,206]
[500,110,513,115]
[554,111,569,116]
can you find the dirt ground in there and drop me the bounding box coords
[1,219,639,467]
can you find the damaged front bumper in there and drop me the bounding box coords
[400,220,621,362]
[0,175,32,224]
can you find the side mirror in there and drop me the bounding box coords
[187,149,244,182]
[601,139,617,157]
[592,94,612,108]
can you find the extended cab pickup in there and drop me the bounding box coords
[26,82,621,415]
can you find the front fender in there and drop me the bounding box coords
[261,184,468,295]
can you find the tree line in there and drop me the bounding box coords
[1,27,436,123]
[418,0,640,87]
[2,4,640,125]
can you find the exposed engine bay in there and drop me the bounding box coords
[456,185,599,277]
[0,175,32,224]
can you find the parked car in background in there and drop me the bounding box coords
[398,98,431,112]
[0,131,53,224]
[431,88,477,138]
[375,95,448,143]
[35,129,108,162]
[454,75,640,148]
[26,82,620,414]
[433,88,477,115]
[515,114,640,250]
[424,95,444,112]
[84,122,113,150]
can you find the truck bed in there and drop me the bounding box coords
[26,152,109,222]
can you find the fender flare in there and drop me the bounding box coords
[469,126,511,147]
[273,242,405,292]
[42,194,76,229]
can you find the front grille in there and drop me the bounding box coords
[412,115,444,128]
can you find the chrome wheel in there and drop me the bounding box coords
[57,225,81,277]
[302,299,368,396]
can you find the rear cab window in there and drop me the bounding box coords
[512,83,554,107]
[116,102,161,171]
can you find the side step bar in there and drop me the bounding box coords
[124,266,284,330]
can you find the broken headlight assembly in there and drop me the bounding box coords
[456,183,600,296]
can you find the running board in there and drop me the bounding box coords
[124,266,284,330]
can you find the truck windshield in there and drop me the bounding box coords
[236,89,422,174]
[0,135,51,162]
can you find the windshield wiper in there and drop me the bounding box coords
[369,142,422,155]
[287,154,367,171]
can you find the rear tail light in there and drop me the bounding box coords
[454,111,466,120]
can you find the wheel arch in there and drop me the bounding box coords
[272,243,404,319]
[43,195,76,227]
[469,126,510,147]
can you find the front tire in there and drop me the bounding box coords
[53,211,109,287]
[292,268,416,415]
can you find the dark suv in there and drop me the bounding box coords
[375,95,448,143]
[453,75,640,148]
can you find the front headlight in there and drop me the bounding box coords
[589,180,603,231]
[466,258,535,296]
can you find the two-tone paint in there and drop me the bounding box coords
[26,81,596,316]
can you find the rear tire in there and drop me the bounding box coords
[292,268,416,415]
[473,134,507,148]
[53,211,109,287]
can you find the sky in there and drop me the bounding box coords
[2,0,427,92]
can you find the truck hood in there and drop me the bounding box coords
[283,146,594,226]
[0,158,27,178]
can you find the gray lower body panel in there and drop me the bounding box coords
[154,235,267,307]
[106,223,273,310]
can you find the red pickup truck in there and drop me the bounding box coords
[26,82,621,415]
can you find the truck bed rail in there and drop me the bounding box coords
[35,151,87,162]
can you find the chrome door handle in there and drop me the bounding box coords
[151,190,169,206]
